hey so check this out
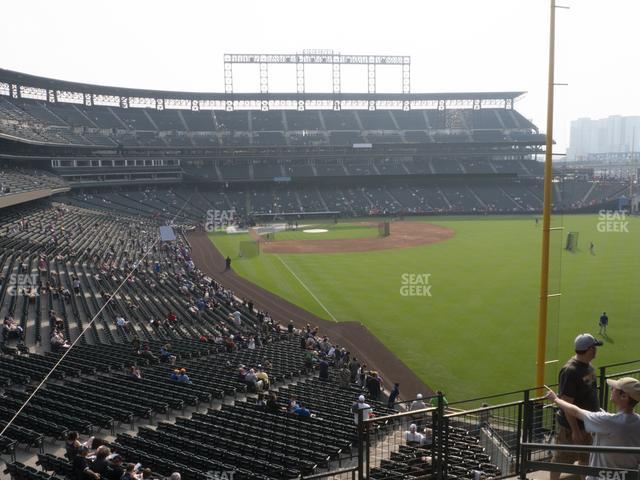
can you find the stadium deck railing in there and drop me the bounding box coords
[345,360,640,479]
[520,443,640,480]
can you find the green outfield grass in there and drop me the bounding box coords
[210,214,640,401]
[268,222,378,241]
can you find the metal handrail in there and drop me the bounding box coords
[522,442,640,454]
[363,406,436,424]
[520,443,640,480]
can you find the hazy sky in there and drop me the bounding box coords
[2,0,640,151]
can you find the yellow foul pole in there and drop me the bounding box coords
[535,0,556,392]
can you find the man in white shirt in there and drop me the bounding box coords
[405,424,425,445]
[546,377,640,479]
[410,393,427,411]
[353,395,372,425]
[231,311,242,328]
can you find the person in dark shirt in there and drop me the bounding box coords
[599,312,609,334]
[293,404,311,418]
[121,463,139,480]
[266,392,281,414]
[90,446,113,479]
[225,256,231,270]
[388,383,400,409]
[366,371,382,400]
[318,358,329,380]
[550,333,603,480]
[104,454,126,480]
[72,447,99,480]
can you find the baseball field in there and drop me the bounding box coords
[209,214,640,401]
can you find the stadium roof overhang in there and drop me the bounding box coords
[0,68,525,110]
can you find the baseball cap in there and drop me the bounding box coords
[606,377,640,402]
[574,333,603,351]
[416,393,423,400]
[358,395,365,402]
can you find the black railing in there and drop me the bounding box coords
[312,359,640,479]
[521,443,640,480]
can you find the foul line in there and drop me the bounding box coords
[275,254,337,322]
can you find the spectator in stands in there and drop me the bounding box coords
[2,315,23,341]
[546,378,640,478]
[430,390,449,408]
[338,364,351,388]
[256,366,269,390]
[230,310,242,328]
[293,403,311,418]
[72,277,81,295]
[89,446,112,478]
[116,315,130,333]
[121,463,141,480]
[139,342,158,363]
[62,287,71,304]
[388,383,400,409]
[160,344,176,365]
[352,395,373,425]
[177,368,191,384]
[549,333,603,480]
[72,446,100,480]
[318,357,330,381]
[358,363,368,386]
[366,371,382,400]
[410,394,427,411]
[107,454,126,480]
[64,431,106,460]
[245,368,260,392]
[141,468,156,480]
[129,365,142,380]
[50,328,70,351]
[287,320,295,336]
[287,395,298,413]
[224,335,236,353]
[405,423,426,445]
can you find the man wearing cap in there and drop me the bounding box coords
[352,394,372,425]
[550,333,603,480]
[546,377,640,478]
[410,394,427,411]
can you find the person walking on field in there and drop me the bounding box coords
[599,312,608,335]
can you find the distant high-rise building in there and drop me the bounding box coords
[567,115,640,160]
